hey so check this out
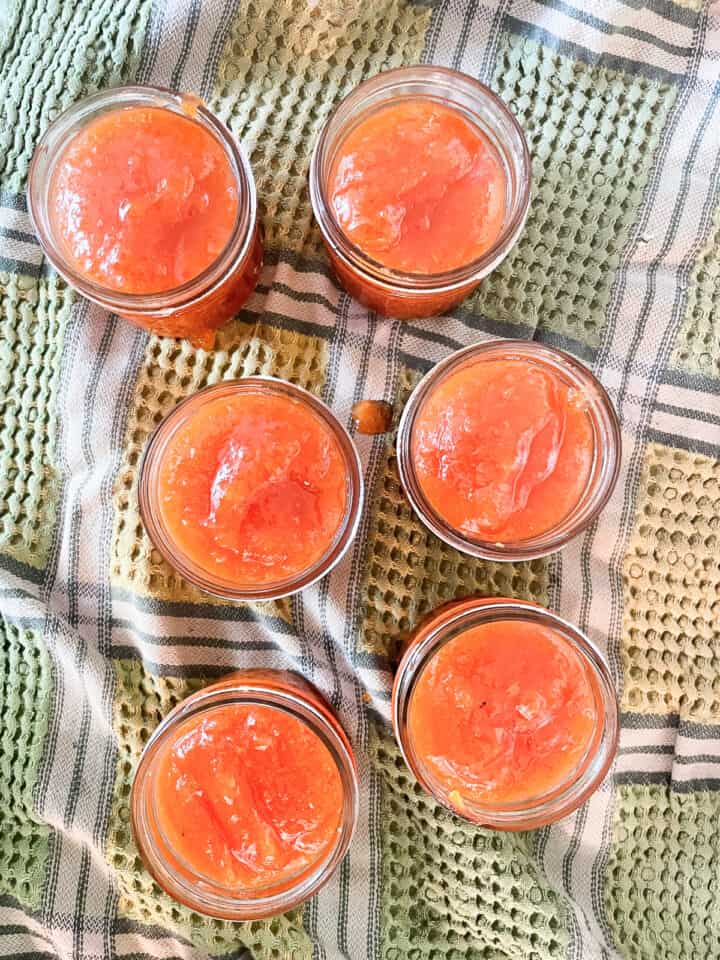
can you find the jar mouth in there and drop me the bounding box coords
[138,377,364,601]
[309,66,531,292]
[392,598,619,829]
[396,339,621,561]
[131,678,359,919]
[27,84,257,311]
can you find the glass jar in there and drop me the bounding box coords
[309,66,530,319]
[396,339,621,561]
[139,377,364,601]
[392,597,618,830]
[28,85,263,348]
[131,669,359,919]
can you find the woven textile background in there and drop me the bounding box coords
[0,0,719,958]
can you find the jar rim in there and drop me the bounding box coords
[309,65,532,292]
[138,376,365,601]
[396,339,622,561]
[27,84,257,311]
[392,597,619,829]
[131,672,359,919]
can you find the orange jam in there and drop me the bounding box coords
[50,106,238,294]
[156,391,349,586]
[328,100,506,274]
[155,703,344,888]
[412,358,594,542]
[408,620,597,806]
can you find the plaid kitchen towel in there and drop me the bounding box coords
[0,0,719,958]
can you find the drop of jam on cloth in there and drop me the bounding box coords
[351,399,394,435]
[155,703,344,889]
[328,99,507,274]
[157,391,349,586]
[411,357,595,542]
[408,619,598,808]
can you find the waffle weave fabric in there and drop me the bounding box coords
[0,0,719,958]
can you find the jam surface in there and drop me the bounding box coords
[50,106,238,294]
[157,391,348,586]
[328,99,506,274]
[412,358,594,542]
[408,620,597,806]
[155,703,344,888]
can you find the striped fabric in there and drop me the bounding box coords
[0,1,719,959]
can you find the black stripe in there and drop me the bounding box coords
[654,399,720,427]
[621,711,680,728]
[646,426,720,458]
[0,256,45,277]
[660,365,720,393]
[617,744,675,755]
[239,304,333,343]
[616,0,699,28]
[0,225,37,244]
[112,632,294,652]
[0,554,45,586]
[675,754,720,765]
[0,954,58,960]
[72,846,91,958]
[107,651,236,678]
[615,771,720,791]
[110,588,294,628]
[505,15,682,84]
[255,279,338,315]
[403,313,598,363]
[0,191,28,211]
[537,0,691,56]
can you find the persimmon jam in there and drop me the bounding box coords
[328,99,507,274]
[49,106,238,294]
[407,620,597,806]
[156,390,349,588]
[155,703,344,889]
[411,357,594,543]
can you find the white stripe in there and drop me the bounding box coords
[620,725,677,750]
[428,2,501,72]
[0,205,34,235]
[657,379,719,415]
[173,0,229,94]
[677,734,720,758]
[115,932,209,960]
[616,752,672,775]
[112,597,295,643]
[651,407,720,447]
[0,568,43,602]
[673,761,720,782]
[399,324,497,365]
[514,0,688,74]
[0,234,43,264]
[0,934,56,956]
